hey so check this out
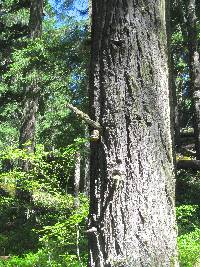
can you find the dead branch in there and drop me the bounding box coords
[66,103,101,130]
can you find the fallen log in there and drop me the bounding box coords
[177,160,200,170]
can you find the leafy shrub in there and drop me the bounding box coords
[178,229,200,267]
[0,140,89,266]
[37,194,89,267]
[177,204,200,266]
[176,170,200,205]
[0,249,87,267]
[176,205,200,235]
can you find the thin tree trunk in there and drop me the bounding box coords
[83,146,90,196]
[79,136,90,196]
[193,51,200,158]
[88,0,178,266]
[171,55,181,147]
[74,152,83,266]
[187,0,200,159]
[74,152,81,209]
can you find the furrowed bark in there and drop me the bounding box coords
[88,0,178,266]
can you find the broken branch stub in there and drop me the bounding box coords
[66,103,102,131]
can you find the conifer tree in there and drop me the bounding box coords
[88,0,178,266]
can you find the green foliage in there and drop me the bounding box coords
[176,170,200,205]
[0,137,87,194]
[0,253,39,267]
[176,172,200,267]
[177,206,200,267]
[0,1,89,150]
[0,123,19,149]
[37,194,88,266]
[176,205,200,235]
[178,229,200,267]
[0,1,90,266]
[0,194,39,255]
[0,193,88,267]
[0,248,87,267]
[0,138,89,266]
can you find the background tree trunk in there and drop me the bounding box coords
[82,137,90,196]
[187,0,200,159]
[17,0,43,200]
[88,0,178,266]
[171,54,181,147]
[74,152,81,209]
[19,0,43,155]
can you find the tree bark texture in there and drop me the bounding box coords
[88,1,178,266]
[187,0,200,159]
[19,0,43,154]
[29,0,43,39]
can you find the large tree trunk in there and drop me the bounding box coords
[187,0,200,159]
[88,1,178,266]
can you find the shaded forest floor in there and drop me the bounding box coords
[0,141,200,266]
[0,190,89,266]
[0,173,199,267]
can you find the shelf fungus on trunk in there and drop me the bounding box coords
[90,129,100,142]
